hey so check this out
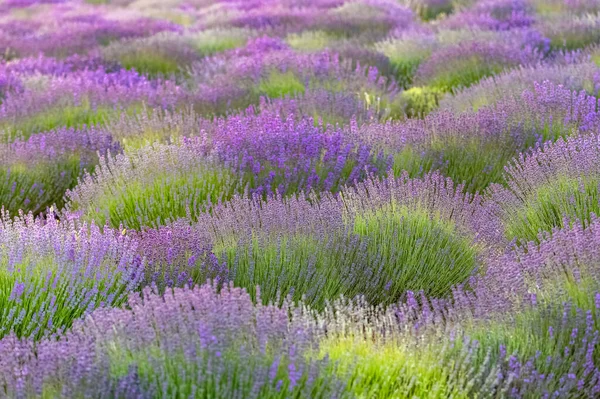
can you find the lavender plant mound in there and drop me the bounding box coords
[187,38,401,116]
[440,61,600,112]
[0,213,143,340]
[0,3,179,59]
[413,40,536,93]
[539,14,600,51]
[64,139,237,230]
[449,217,600,398]
[133,221,228,292]
[199,110,388,195]
[477,216,600,316]
[441,0,535,31]
[195,172,499,307]
[257,88,380,126]
[351,80,600,194]
[103,105,202,149]
[0,68,184,139]
[407,0,454,21]
[490,131,600,246]
[0,126,120,215]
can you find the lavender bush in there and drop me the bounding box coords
[0,213,142,340]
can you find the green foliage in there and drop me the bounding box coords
[318,336,475,398]
[1,101,123,140]
[392,115,576,194]
[106,342,323,399]
[117,51,183,77]
[464,261,600,385]
[417,3,454,21]
[544,18,600,51]
[214,232,352,307]
[2,100,151,142]
[286,31,336,51]
[352,204,479,300]
[375,38,433,88]
[392,138,516,194]
[504,175,600,245]
[256,71,306,99]
[425,56,509,93]
[72,165,237,231]
[400,86,445,117]
[0,257,129,340]
[192,29,249,56]
[215,204,478,307]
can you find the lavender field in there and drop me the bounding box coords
[3,0,600,397]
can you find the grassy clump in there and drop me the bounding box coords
[214,232,353,307]
[1,101,123,140]
[215,203,478,307]
[392,111,578,194]
[116,51,183,77]
[392,137,517,194]
[424,55,511,93]
[286,31,338,52]
[399,86,445,117]
[543,17,600,51]
[417,2,454,21]
[256,71,306,99]
[318,336,480,398]
[375,37,434,88]
[192,29,249,56]
[1,99,152,141]
[352,204,479,300]
[70,165,237,231]
[504,176,600,245]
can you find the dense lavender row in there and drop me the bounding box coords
[4,0,600,397]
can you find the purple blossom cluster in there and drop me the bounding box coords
[199,109,388,195]
[441,0,535,31]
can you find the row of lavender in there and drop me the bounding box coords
[3,0,600,397]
